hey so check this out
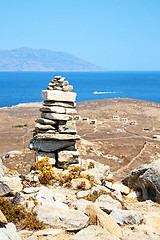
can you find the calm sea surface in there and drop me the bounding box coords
[0,71,160,108]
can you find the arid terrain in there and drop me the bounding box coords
[1,98,160,179]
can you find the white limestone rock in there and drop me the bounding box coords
[36,205,89,230]
[0,223,22,240]
[41,90,76,102]
[0,177,22,195]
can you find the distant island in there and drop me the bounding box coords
[0,47,106,72]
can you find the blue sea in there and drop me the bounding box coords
[0,71,160,108]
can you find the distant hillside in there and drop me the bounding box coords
[0,47,106,71]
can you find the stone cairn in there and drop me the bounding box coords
[29,76,80,168]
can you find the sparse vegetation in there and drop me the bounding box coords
[0,197,44,230]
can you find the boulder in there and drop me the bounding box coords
[0,177,22,195]
[85,203,122,238]
[41,90,76,102]
[72,225,120,240]
[95,195,122,214]
[123,159,160,202]
[0,223,22,240]
[36,205,89,230]
[110,209,143,225]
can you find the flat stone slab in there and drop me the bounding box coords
[40,106,77,114]
[58,120,77,133]
[41,90,76,102]
[41,112,73,121]
[35,118,57,125]
[43,101,76,108]
[36,205,89,230]
[34,133,80,140]
[29,140,75,152]
[34,123,56,131]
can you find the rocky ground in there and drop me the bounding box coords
[0,98,160,239]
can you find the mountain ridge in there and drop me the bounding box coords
[0,47,106,72]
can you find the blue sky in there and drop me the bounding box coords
[0,0,160,70]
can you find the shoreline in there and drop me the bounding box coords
[1,97,160,110]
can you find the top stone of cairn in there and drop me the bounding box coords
[41,76,76,102]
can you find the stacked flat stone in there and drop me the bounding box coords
[29,76,80,168]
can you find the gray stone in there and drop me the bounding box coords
[110,209,143,225]
[41,112,72,121]
[41,90,76,102]
[58,120,77,133]
[36,205,89,230]
[123,159,160,202]
[72,225,119,240]
[58,150,79,165]
[0,177,22,196]
[43,101,76,108]
[40,106,77,114]
[34,133,80,141]
[29,140,75,152]
[36,152,56,165]
[0,223,22,240]
[35,118,57,125]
